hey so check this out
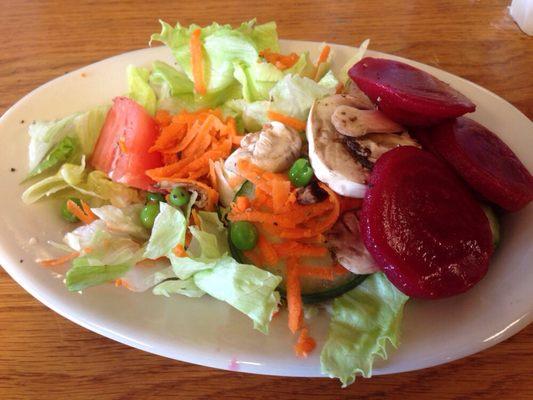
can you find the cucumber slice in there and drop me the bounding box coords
[230,241,366,303]
[228,180,366,303]
[482,204,501,248]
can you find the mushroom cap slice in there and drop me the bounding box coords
[331,105,403,138]
[306,95,370,198]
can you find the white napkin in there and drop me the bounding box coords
[510,0,533,35]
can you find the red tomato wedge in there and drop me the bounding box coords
[360,146,493,299]
[419,117,533,212]
[348,57,476,127]
[91,97,163,191]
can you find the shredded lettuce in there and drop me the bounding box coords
[320,273,409,387]
[65,234,142,291]
[143,202,187,260]
[153,278,205,298]
[149,60,194,97]
[152,20,276,94]
[339,39,370,83]
[127,65,157,116]
[269,74,337,121]
[21,157,141,206]
[25,136,77,181]
[91,204,148,240]
[28,106,108,171]
[193,255,281,334]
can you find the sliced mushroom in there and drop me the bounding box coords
[343,80,375,110]
[242,121,302,173]
[331,105,403,138]
[307,93,419,197]
[358,132,420,163]
[306,96,372,198]
[325,210,379,275]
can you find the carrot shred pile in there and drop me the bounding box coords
[190,28,206,95]
[146,109,241,210]
[267,110,307,132]
[259,48,299,70]
[227,161,342,348]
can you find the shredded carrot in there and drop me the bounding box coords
[191,209,201,227]
[257,235,279,266]
[267,110,306,132]
[243,249,264,267]
[297,264,335,280]
[294,327,316,357]
[335,82,345,94]
[155,109,172,127]
[172,244,187,258]
[37,251,79,267]
[287,257,303,334]
[235,196,251,212]
[190,28,206,95]
[80,200,97,222]
[260,49,299,70]
[114,278,133,290]
[272,180,291,214]
[272,241,328,258]
[146,109,234,195]
[66,200,96,224]
[208,159,217,190]
[316,45,331,65]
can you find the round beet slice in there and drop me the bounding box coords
[348,57,476,127]
[360,146,493,299]
[421,117,533,211]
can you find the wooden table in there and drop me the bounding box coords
[1,1,531,398]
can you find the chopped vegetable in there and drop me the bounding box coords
[267,110,306,132]
[294,327,316,357]
[146,192,165,203]
[140,202,160,229]
[190,28,207,95]
[230,221,258,250]
[169,186,191,207]
[289,158,314,187]
[66,199,96,225]
[286,257,303,333]
[37,251,80,267]
[61,197,82,222]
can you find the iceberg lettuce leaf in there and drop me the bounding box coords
[320,273,409,387]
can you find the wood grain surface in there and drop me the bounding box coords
[1,1,532,399]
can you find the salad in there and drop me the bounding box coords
[21,20,532,386]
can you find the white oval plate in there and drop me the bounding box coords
[0,40,532,378]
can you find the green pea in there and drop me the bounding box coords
[168,186,191,207]
[230,221,258,251]
[289,158,314,187]
[146,192,165,203]
[61,197,82,223]
[140,202,160,229]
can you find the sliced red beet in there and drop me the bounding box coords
[421,117,533,211]
[360,146,493,299]
[348,57,476,127]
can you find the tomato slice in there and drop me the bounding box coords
[91,97,163,190]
